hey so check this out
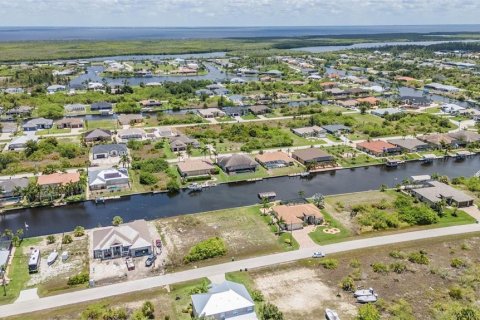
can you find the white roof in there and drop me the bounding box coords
[197,289,254,317]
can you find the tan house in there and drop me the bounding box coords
[255,151,296,169]
[117,114,144,126]
[272,203,323,231]
[56,117,84,129]
[177,159,216,177]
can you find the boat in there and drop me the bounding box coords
[353,288,375,297]
[357,294,378,303]
[47,250,58,266]
[421,154,436,164]
[300,171,311,177]
[325,309,340,320]
[187,183,203,192]
[95,197,105,204]
[385,159,399,167]
[258,191,276,200]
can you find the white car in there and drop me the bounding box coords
[312,251,326,258]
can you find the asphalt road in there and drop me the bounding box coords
[1,223,479,318]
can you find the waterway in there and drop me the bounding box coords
[1,156,479,237]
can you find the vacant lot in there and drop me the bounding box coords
[157,205,289,270]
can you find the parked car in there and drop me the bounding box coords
[354,288,375,297]
[312,251,326,258]
[145,254,157,267]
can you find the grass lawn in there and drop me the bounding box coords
[241,113,257,120]
[286,131,325,147]
[216,116,234,123]
[215,166,269,183]
[325,145,382,167]
[424,107,442,114]
[84,119,118,131]
[169,279,211,320]
[308,209,352,244]
[214,142,243,154]
[0,237,41,305]
[35,128,71,136]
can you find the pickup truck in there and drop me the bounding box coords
[125,257,135,271]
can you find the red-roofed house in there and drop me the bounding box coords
[37,172,81,188]
[356,96,381,106]
[356,140,401,156]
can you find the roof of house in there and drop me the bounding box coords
[357,140,398,153]
[291,126,325,135]
[292,148,333,161]
[272,203,323,225]
[419,133,455,145]
[0,177,29,194]
[248,105,270,113]
[448,131,480,143]
[84,129,112,140]
[88,168,129,186]
[197,108,224,116]
[388,138,429,150]
[9,135,38,145]
[37,172,80,186]
[57,117,84,125]
[322,124,351,133]
[356,96,380,105]
[372,108,404,116]
[217,154,258,169]
[23,118,53,127]
[191,281,255,318]
[92,143,128,155]
[413,181,474,204]
[91,102,113,109]
[92,219,152,251]
[177,159,215,173]
[118,128,145,137]
[117,114,144,124]
[255,151,295,164]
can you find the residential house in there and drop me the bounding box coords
[411,180,474,208]
[337,99,358,108]
[117,114,144,126]
[177,159,216,177]
[37,172,81,189]
[197,108,226,118]
[319,82,338,89]
[92,219,152,259]
[217,154,259,174]
[191,281,257,320]
[248,105,270,115]
[223,106,248,117]
[47,84,66,93]
[64,104,87,113]
[357,140,401,156]
[255,151,295,169]
[388,138,430,152]
[448,131,480,146]
[84,129,112,143]
[425,83,460,93]
[88,168,130,191]
[0,241,12,270]
[419,133,456,148]
[5,106,32,117]
[8,135,38,150]
[321,124,351,135]
[56,117,84,129]
[117,128,145,141]
[441,103,465,115]
[399,96,431,109]
[139,99,162,107]
[291,148,335,167]
[22,118,53,131]
[0,122,18,133]
[291,126,326,138]
[325,88,347,98]
[91,102,113,111]
[0,177,29,201]
[92,143,128,160]
[356,96,380,106]
[169,135,200,152]
[262,70,283,77]
[272,203,323,231]
[371,108,404,118]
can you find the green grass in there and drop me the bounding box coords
[216,116,234,123]
[215,166,269,183]
[241,113,258,120]
[35,128,71,136]
[308,209,351,244]
[84,119,117,131]
[259,212,299,251]
[424,107,442,114]
[0,237,41,305]
[169,279,211,320]
[286,130,326,147]
[437,209,476,227]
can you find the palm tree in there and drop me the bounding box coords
[200,146,209,159]
[120,154,130,168]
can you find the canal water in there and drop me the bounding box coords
[1,156,479,237]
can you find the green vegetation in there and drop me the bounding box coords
[67,273,89,286]
[319,258,339,270]
[184,237,227,263]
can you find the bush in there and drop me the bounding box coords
[371,262,389,274]
[356,304,380,320]
[141,301,155,319]
[390,262,407,274]
[449,286,464,300]
[73,226,85,237]
[167,179,180,192]
[451,258,467,268]
[320,258,339,270]
[62,234,73,244]
[340,276,355,291]
[251,290,264,302]
[46,235,56,244]
[260,302,284,320]
[112,215,123,226]
[67,272,89,285]
[408,251,429,265]
[350,258,361,268]
[139,171,158,185]
[184,237,227,263]
[389,250,406,259]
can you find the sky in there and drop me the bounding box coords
[0,0,479,27]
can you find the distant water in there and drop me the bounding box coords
[1,25,480,42]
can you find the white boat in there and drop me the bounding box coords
[300,171,311,177]
[353,288,374,297]
[47,250,58,265]
[357,294,378,303]
[187,183,203,191]
[325,308,340,320]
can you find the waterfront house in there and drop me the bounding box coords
[272,203,323,231]
[22,118,53,131]
[399,96,431,109]
[419,133,456,148]
[441,103,465,115]
[217,154,258,174]
[248,105,270,115]
[91,102,113,111]
[388,138,430,152]
[92,143,128,160]
[197,108,225,118]
[177,159,216,177]
[84,129,112,143]
[0,241,12,270]
[64,104,87,113]
[356,140,401,156]
[291,148,335,167]
[448,131,480,146]
[139,99,162,107]
[425,83,460,93]
[117,114,144,126]
[255,151,295,169]
[47,84,66,93]
[56,117,84,129]
[88,167,130,191]
[191,281,257,320]
[0,177,29,201]
[321,124,351,135]
[291,126,326,138]
[411,180,474,208]
[92,219,152,259]
[117,128,145,141]
[8,135,38,150]
[37,172,81,189]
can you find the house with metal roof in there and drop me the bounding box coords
[291,126,326,138]
[191,281,257,320]
[88,167,130,191]
[321,124,351,134]
[91,102,113,111]
[177,159,216,177]
[410,180,474,208]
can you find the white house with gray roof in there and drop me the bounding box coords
[91,143,128,160]
[8,135,38,150]
[22,118,53,131]
[88,168,130,191]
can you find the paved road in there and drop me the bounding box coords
[1,223,479,317]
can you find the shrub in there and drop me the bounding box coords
[371,262,389,274]
[260,302,284,320]
[340,276,355,291]
[46,235,56,244]
[112,216,123,226]
[408,251,429,265]
[189,280,209,294]
[390,262,407,274]
[62,234,73,244]
[356,304,380,320]
[449,286,464,300]
[251,290,264,302]
[67,272,89,285]
[184,237,227,263]
[141,301,155,319]
[389,250,406,259]
[451,258,467,269]
[73,226,85,237]
[320,258,339,270]
[167,179,180,192]
[139,171,158,185]
[350,258,361,268]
